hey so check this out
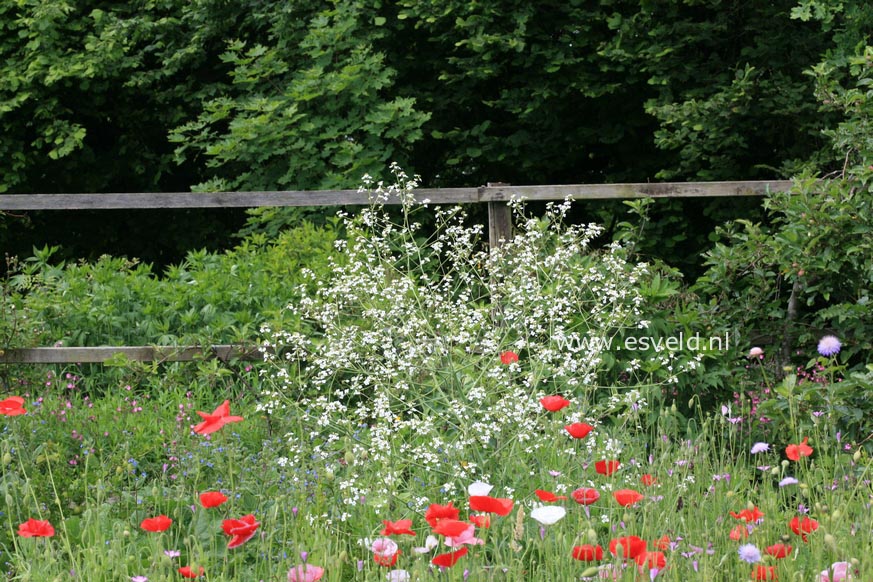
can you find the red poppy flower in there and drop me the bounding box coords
[140,515,172,533]
[0,396,26,416]
[199,491,228,508]
[608,536,647,560]
[765,543,792,559]
[469,514,491,528]
[540,395,571,412]
[565,423,594,439]
[730,507,764,523]
[381,519,416,536]
[752,565,778,580]
[595,460,620,476]
[432,519,471,537]
[432,547,468,568]
[469,495,513,516]
[425,502,460,527]
[374,549,401,567]
[641,474,657,486]
[17,518,54,538]
[222,514,260,548]
[178,565,205,578]
[535,489,567,502]
[572,544,604,562]
[635,551,666,570]
[652,535,670,551]
[613,489,644,507]
[500,351,519,365]
[193,400,244,435]
[571,487,600,505]
[789,516,818,541]
[785,437,813,461]
[729,524,750,541]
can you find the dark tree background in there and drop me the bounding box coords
[2,0,868,269]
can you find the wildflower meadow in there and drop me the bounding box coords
[1,167,872,582]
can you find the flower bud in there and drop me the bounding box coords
[344,450,355,465]
[1,452,11,466]
[580,567,600,578]
[587,528,598,545]
[853,449,862,463]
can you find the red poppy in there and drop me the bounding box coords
[540,395,570,412]
[432,519,471,537]
[652,535,670,551]
[595,460,620,476]
[425,502,460,527]
[500,351,519,365]
[641,474,657,486]
[785,437,813,461]
[565,423,594,439]
[730,507,764,523]
[199,491,228,508]
[222,514,260,548]
[752,565,778,580]
[608,536,647,560]
[613,489,644,507]
[140,515,172,533]
[535,489,567,502]
[17,518,54,538]
[789,516,818,541]
[635,551,666,570]
[178,565,205,578]
[374,549,401,567]
[381,519,416,536]
[469,514,491,528]
[432,547,468,568]
[469,495,513,516]
[571,487,600,505]
[572,544,604,561]
[764,543,792,559]
[729,524,750,541]
[0,396,26,416]
[193,400,244,435]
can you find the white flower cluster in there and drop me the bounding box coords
[258,167,658,512]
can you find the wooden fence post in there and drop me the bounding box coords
[485,182,513,248]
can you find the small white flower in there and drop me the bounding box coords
[386,570,410,582]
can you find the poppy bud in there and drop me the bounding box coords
[338,550,348,563]
[770,467,779,476]
[344,451,355,465]
[670,403,677,414]
[746,501,755,511]
[853,449,862,462]
[324,469,335,482]
[824,534,836,549]
[2,452,11,466]
[820,504,829,514]
[360,449,369,460]
[123,530,130,537]
[587,528,598,545]
[851,558,860,567]
[780,460,789,468]
[580,567,600,578]
[780,534,791,543]
[725,491,734,498]
[5,493,13,507]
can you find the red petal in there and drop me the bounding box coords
[565,423,594,439]
[469,495,514,516]
[608,536,647,559]
[613,489,644,507]
[540,395,570,412]
[381,519,416,536]
[534,489,566,502]
[572,544,604,561]
[571,488,600,505]
[432,519,471,537]
[432,547,468,568]
[595,460,620,476]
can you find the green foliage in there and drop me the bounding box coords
[6,222,340,347]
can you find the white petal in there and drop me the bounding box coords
[530,505,566,525]
[468,481,494,496]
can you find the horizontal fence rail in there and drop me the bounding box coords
[0,179,794,364]
[0,345,265,364]
[0,180,792,210]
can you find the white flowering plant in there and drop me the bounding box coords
[258,165,690,516]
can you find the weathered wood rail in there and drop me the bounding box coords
[0,179,793,364]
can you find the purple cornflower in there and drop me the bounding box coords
[738,544,761,563]
[751,442,770,454]
[817,335,841,357]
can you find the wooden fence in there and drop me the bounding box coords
[0,179,792,364]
